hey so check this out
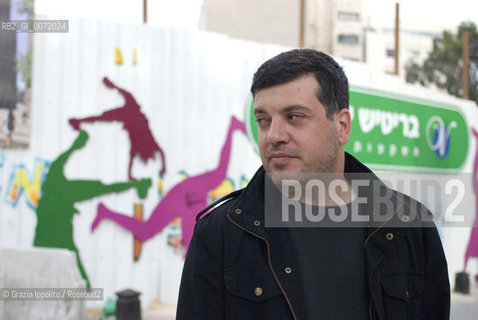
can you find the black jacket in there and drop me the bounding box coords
[177,153,450,319]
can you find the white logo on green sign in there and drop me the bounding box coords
[425,116,456,159]
[245,87,468,172]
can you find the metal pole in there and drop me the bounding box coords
[394,2,399,75]
[143,0,147,24]
[462,29,470,99]
[299,0,305,47]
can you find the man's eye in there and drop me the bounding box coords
[256,118,268,125]
[288,114,303,120]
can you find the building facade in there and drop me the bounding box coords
[200,0,451,78]
[200,0,364,60]
[199,0,300,47]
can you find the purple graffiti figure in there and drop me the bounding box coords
[69,77,166,180]
[91,116,246,253]
[464,128,478,277]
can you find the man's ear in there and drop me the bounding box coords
[335,108,351,145]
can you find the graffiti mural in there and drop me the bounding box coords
[4,158,50,210]
[0,151,5,168]
[33,129,152,288]
[167,217,183,253]
[91,115,246,253]
[154,174,250,254]
[0,74,251,292]
[69,77,167,180]
[208,175,249,203]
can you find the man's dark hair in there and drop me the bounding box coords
[251,49,349,119]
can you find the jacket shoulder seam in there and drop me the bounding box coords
[196,189,243,222]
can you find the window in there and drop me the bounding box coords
[338,34,359,44]
[338,11,360,21]
[386,49,395,57]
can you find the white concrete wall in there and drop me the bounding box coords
[1,17,274,308]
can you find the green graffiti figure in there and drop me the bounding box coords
[33,130,151,288]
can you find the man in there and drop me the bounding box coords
[176,49,450,319]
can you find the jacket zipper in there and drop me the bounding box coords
[364,203,403,320]
[365,220,387,320]
[227,214,299,320]
[369,300,373,320]
[365,218,387,320]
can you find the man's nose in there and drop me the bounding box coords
[266,119,289,145]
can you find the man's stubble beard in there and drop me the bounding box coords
[266,127,340,190]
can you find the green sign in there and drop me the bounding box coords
[245,87,469,172]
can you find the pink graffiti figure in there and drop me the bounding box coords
[69,77,166,180]
[91,116,246,252]
[464,128,478,274]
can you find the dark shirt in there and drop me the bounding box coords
[287,203,369,319]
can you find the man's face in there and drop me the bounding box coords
[253,74,349,175]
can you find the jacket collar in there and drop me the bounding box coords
[226,166,269,237]
[227,152,411,235]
